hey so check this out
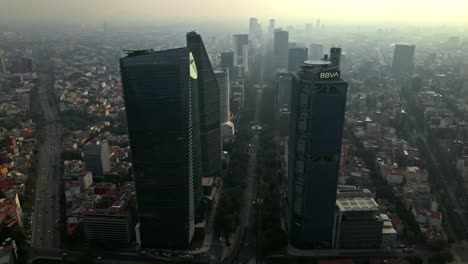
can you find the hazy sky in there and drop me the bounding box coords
[1,0,467,26]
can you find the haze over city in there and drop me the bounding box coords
[0,1,468,264]
[1,0,468,25]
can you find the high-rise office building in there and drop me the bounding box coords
[269,19,275,33]
[215,69,230,124]
[220,51,234,79]
[309,43,323,60]
[287,48,348,249]
[288,47,308,73]
[305,23,312,34]
[274,30,289,68]
[249,17,259,39]
[233,34,249,66]
[215,69,235,142]
[120,48,200,248]
[461,58,468,78]
[0,50,5,74]
[392,44,416,74]
[187,32,222,180]
[82,140,111,180]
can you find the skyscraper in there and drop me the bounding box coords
[249,17,259,39]
[120,48,200,248]
[233,34,248,66]
[274,30,289,68]
[287,48,348,249]
[187,32,222,181]
[391,44,416,75]
[220,51,234,79]
[309,43,323,60]
[0,50,5,74]
[268,19,275,33]
[305,23,312,34]
[215,69,235,143]
[288,47,308,73]
[215,69,230,124]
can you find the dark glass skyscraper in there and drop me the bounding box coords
[287,49,348,249]
[392,44,416,75]
[233,34,249,66]
[120,48,200,249]
[274,30,289,68]
[220,51,234,79]
[288,47,308,73]
[187,32,222,180]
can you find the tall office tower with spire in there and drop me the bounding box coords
[287,48,348,249]
[187,32,222,181]
[392,44,416,75]
[288,47,308,73]
[274,30,289,69]
[120,48,201,248]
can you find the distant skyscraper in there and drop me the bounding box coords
[288,47,308,73]
[82,140,111,180]
[215,69,235,142]
[187,32,222,181]
[249,17,259,39]
[274,30,289,68]
[269,19,275,33]
[215,70,230,124]
[305,23,312,34]
[120,48,200,248]
[461,57,468,78]
[233,34,249,66]
[392,44,416,74]
[220,51,234,79]
[316,18,321,29]
[309,43,323,60]
[0,50,5,74]
[287,49,348,249]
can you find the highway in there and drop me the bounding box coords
[30,54,63,252]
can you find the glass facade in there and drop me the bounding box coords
[288,63,348,249]
[288,47,308,73]
[187,32,222,181]
[120,48,199,248]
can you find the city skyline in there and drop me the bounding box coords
[1,0,468,26]
[1,2,468,262]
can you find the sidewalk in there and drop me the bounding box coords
[188,182,223,255]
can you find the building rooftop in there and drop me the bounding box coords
[336,197,379,212]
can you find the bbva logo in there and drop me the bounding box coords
[319,72,339,79]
